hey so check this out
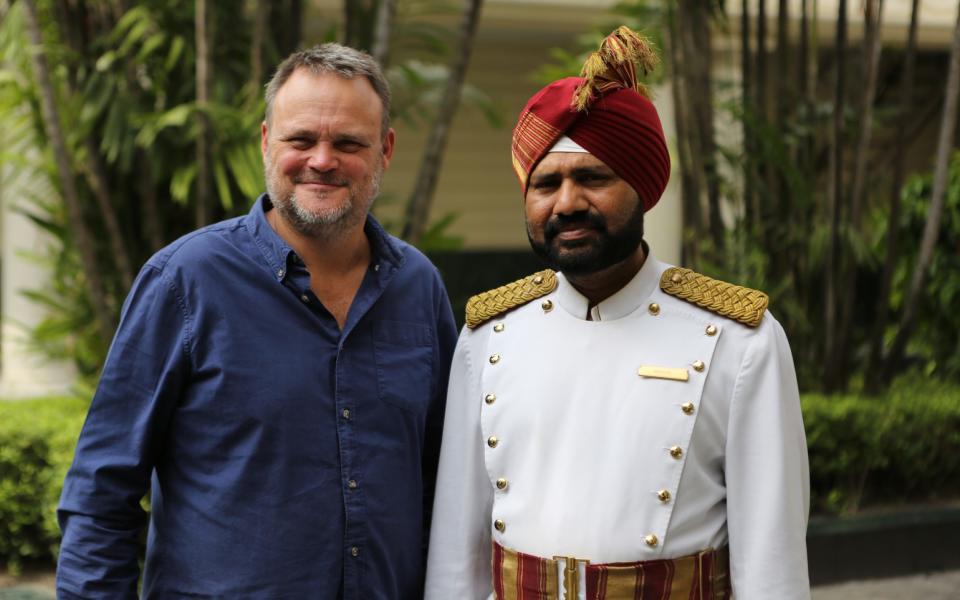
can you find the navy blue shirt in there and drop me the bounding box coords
[57,196,458,599]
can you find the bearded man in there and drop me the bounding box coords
[57,44,457,599]
[424,27,810,600]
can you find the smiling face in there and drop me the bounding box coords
[261,69,395,238]
[524,152,644,276]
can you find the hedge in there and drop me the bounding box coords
[803,376,960,514]
[0,396,86,573]
[2,379,959,570]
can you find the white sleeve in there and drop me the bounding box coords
[725,316,811,599]
[424,329,494,600]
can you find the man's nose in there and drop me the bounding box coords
[305,143,338,172]
[552,180,589,215]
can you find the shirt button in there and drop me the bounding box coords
[350,546,360,557]
[348,479,358,489]
[277,269,285,278]
[300,294,310,303]
[485,394,496,405]
[496,478,508,490]
[681,402,695,415]
[487,436,499,448]
[669,445,683,459]
[493,323,505,332]
[494,519,506,532]
[373,263,380,272]
[657,489,671,503]
[342,408,351,419]
[645,534,659,547]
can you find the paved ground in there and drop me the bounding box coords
[3,569,960,599]
[811,569,960,600]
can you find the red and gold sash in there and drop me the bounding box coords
[492,542,730,600]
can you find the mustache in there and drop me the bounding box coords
[544,211,607,239]
[293,173,349,186]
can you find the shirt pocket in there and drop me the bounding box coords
[373,320,435,414]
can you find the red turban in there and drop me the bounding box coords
[511,27,671,212]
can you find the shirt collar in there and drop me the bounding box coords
[244,194,405,281]
[554,252,665,321]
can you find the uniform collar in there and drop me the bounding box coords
[554,253,664,321]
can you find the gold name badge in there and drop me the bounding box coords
[637,366,689,382]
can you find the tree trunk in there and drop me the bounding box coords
[49,0,134,289]
[830,0,885,390]
[343,0,375,52]
[741,0,755,231]
[772,0,789,232]
[195,0,212,227]
[848,0,884,230]
[883,2,960,382]
[250,0,268,91]
[697,5,723,252]
[138,149,165,253]
[22,0,118,343]
[665,2,701,267]
[865,0,920,394]
[823,0,847,390]
[401,0,484,244]
[83,139,134,288]
[370,0,396,68]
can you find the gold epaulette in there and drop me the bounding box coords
[465,270,558,329]
[659,267,768,327]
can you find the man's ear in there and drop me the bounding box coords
[380,128,396,170]
[260,121,269,156]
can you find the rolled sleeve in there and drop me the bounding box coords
[56,265,191,598]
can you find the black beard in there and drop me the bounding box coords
[527,203,644,276]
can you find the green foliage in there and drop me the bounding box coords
[803,375,960,515]
[0,397,88,573]
[875,151,960,379]
[531,1,667,86]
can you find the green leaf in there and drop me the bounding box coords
[213,157,233,210]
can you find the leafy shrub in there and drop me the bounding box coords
[803,375,960,514]
[0,397,87,573]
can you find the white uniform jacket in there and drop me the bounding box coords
[424,257,810,599]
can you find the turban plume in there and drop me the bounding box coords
[511,26,671,212]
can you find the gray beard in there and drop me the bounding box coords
[265,169,381,239]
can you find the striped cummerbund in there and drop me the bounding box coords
[492,542,731,600]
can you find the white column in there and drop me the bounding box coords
[647,83,683,267]
[0,120,77,398]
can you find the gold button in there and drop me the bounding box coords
[671,272,682,284]
[541,300,553,312]
[681,402,695,415]
[705,325,718,336]
[657,489,671,503]
[342,408,351,419]
[494,323,505,332]
[533,275,544,285]
[485,393,497,405]
[648,303,660,315]
[496,478,508,490]
[494,519,506,532]
[669,445,683,459]
[487,436,499,448]
[692,360,705,372]
[645,534,658,547]
[350,546,360,557]
[489,354,501,364]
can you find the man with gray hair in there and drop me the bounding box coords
[57,43,457,599]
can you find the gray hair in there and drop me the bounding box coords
[264,43,391,137]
